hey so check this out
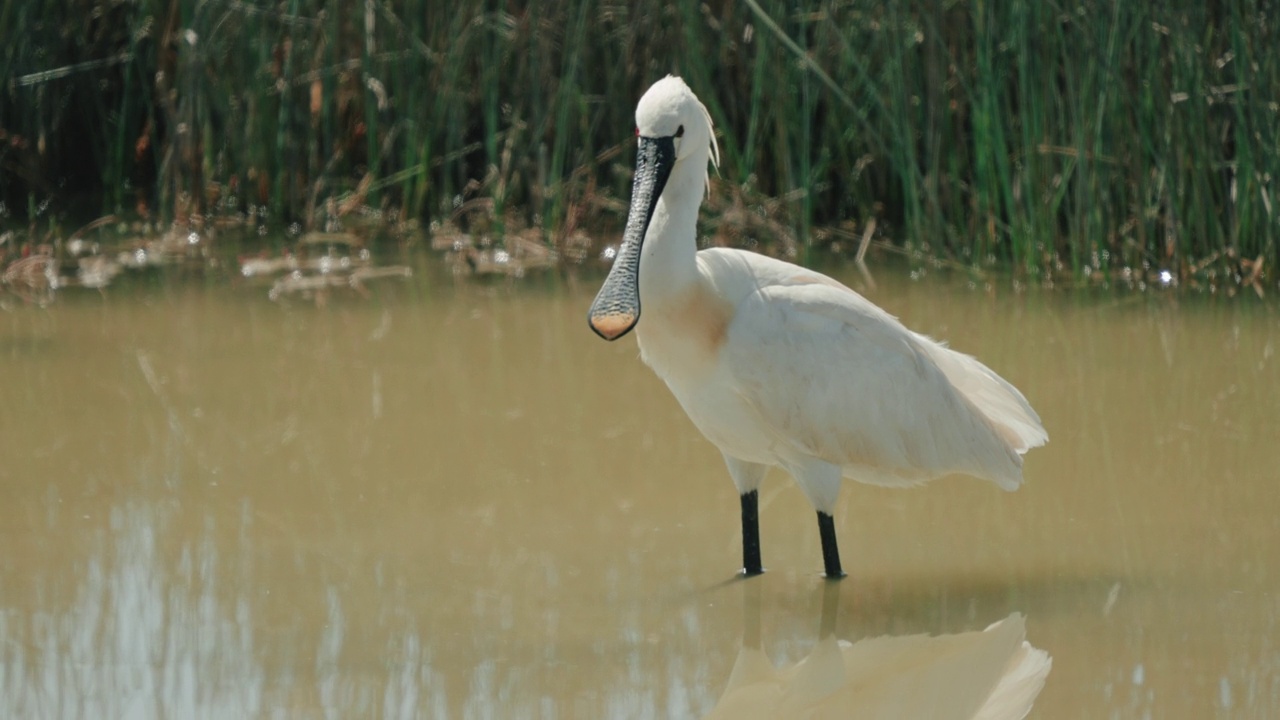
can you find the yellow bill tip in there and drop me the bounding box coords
[588,311,637,341]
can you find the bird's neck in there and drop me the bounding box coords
[638,158,706,308]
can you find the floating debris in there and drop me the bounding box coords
[239,254,300,278]
[443,228,558,279]
[299,231,361,248]
[117,246,153,270]
[268,271,348,300]
[244,237,409,302]
[76,255,124,289]
[267,265,412,303]
[428,221,473,252]
[1,252,59,304]
[0,213,418,305]
[351,266,413,282]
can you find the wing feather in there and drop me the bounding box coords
[720,278,1038,489]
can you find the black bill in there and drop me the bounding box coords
[587,135,676,340]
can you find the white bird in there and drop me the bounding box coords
[588,76,1047,578]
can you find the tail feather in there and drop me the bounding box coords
[915,335,1048,454]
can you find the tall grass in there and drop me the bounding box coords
[1,0,1277,279]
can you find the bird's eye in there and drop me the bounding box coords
[634,127,640,137]
[675,125,685,138]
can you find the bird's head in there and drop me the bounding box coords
[634,76,720,191]
[587,76,719,341]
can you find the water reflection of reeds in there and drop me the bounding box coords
[0,486,1052,718]
[0,501,266,717]
[0,498,457,718]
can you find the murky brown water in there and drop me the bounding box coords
[1,261,1277,718]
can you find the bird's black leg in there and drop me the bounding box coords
[817,512,846,579]
[740,490,763,576]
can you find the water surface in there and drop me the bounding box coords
[1,261,1277,717]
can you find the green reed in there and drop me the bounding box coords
[1,0,1276,280]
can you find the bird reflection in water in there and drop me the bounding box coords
[705,583,1051,719]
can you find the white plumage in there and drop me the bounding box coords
[588,76,1047,577]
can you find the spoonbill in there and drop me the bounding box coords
[588,76,1047,579]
